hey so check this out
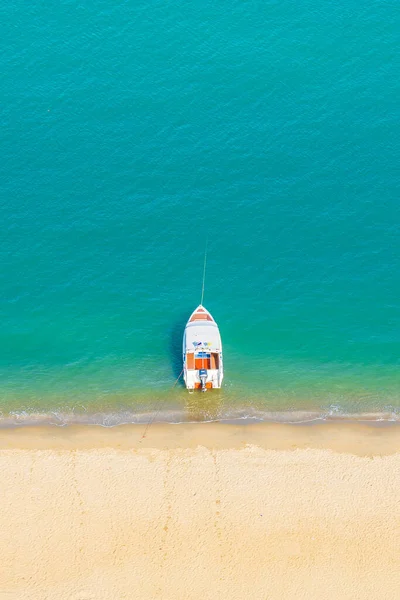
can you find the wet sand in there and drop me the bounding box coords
[0,423,399,599]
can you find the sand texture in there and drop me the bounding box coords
[0,424,399,599]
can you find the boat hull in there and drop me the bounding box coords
[182,305,223,391]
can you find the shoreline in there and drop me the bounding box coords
[0,406,399,429]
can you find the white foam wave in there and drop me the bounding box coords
[0,406,399,428]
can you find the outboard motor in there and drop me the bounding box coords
[199,369,208,392]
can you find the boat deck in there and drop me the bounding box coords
[189,313,213,322]
[186,353,219,370]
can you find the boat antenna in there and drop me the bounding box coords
[200,239,208,306]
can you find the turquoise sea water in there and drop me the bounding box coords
[1,1,399,425]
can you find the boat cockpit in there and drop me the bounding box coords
[186,352,220,370]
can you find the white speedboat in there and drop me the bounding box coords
[182,305,223,391]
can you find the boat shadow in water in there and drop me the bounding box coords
[169,313,187,386]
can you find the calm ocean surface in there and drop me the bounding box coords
[1,1,399,425]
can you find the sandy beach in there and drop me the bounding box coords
[0,423,399,599]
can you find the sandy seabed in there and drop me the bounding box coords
[0,423,399,600]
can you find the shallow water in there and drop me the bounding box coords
[1,0,399,425]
